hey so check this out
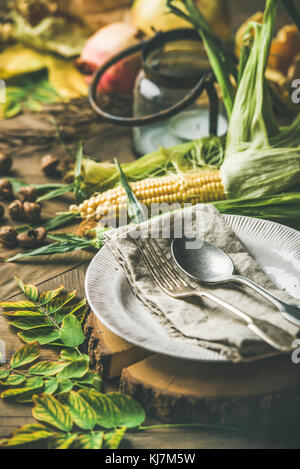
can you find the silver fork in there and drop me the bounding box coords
[135,237,296,353]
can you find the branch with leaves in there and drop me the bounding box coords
[0,278,235,449]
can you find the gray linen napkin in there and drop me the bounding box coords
[104,204,300,362]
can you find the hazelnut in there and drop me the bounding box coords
[23,201,41,222]
[35,227,47,242]
[8,200,24,221]
[0,179,13,200]
[0,225,18,247]
[17,227,47,249]
[0,203,4,221]
[19,186,37,202]
[0,152,13,173]
[41,154,61,178]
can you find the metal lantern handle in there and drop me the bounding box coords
[89,29,219,133]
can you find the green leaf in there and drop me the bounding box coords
[10,342,40,369]
[103,427,127,449]
[29,361,67,377]
[59,349,89,362]
[57,360,89,380]
[8,316,53,330]
[75,371,102,392]
[1,377,44,399]
[57,379,73,394]
[18,328,60,345]
[6,177,29,193]
[44,379,59,395]
[32,394,73,432]
[74,432,104,449]
[6,240,93,262]
[75,142,83,179]
[37,183,77,203]
[39,286,65,306]
[46,291,77,314]
[43,213,78,231]
[0,300,36,310]
[78,391,146,429]
[15,277,39,301]
[115,158,146,224]
[66,391,97,430]
[0,369,9,379]
[54,301,87,324]
[0,374,25,386]
[2,310,44,317]
[47,433,78,449]
[0,424,55,447]
[59,314,85,348]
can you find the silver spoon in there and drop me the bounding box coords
[171,237,300,328]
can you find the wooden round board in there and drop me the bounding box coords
[85,313,300,426]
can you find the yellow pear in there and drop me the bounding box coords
[131,0,231,43]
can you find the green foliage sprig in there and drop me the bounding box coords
[0,277,146,449]
[0,278,236,448]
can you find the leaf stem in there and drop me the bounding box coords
[137,423,237,432]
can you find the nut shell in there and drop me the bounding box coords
[0,179,13,200]
[9,200,24,221]
[41,154,61,178]
[0,225,18,247]
[17,227,47,249]
[19,186,37,202]
[23,202,41,221]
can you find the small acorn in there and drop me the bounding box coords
[0,225,18,247]
[41,154,61,178]
[17,227,47,249]
[0,179,14,200]
[0,152,13,173]
[8,200,24,221]
[19,186,38,202]
[23,201,41,222]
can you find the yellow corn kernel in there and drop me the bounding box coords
[70,170,226,224]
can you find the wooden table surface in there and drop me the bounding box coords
[1,0,298,450]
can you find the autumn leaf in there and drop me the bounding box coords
[32,394,72,432]
[10,342,40,369]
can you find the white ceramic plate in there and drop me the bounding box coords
[85,215,300,363]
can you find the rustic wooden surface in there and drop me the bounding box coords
[0,0,298,449]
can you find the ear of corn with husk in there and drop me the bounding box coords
[70,0,300,231]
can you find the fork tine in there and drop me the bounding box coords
[145,239,183,288]
[135,238,174,290]
[150,239,189,287]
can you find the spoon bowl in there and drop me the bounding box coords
[171,236,300,328]
[171,238,234,284]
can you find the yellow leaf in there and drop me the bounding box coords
[0,45,47,80]
[45,57,88,101]
[32,394,73,432]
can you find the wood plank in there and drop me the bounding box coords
[0,264,88,438]
[121,354,300,426]
[85,312,151,379]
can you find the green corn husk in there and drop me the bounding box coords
[221,0,300,200]
[79,136,225,195]
[214,193,300,230]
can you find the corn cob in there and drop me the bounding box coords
[69,170,226,223]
